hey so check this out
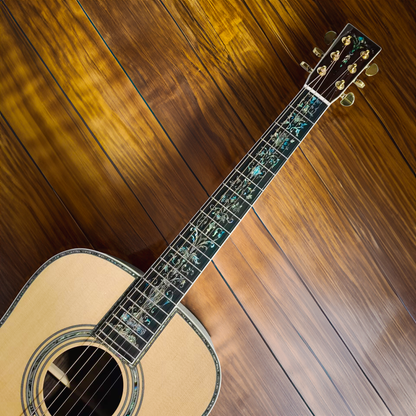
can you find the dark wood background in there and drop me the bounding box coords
[1,0,415,414]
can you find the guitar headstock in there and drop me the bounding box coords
[305,24,381,104]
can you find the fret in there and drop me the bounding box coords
[99,313,148,352]
[265,126,300,159]
[213,184,252,221]
[236,154,275,191]
[144,269,183,309]
[178,220,222,262]
[95,86,329,364]
[202,194,240,233]
[124,294,165,327]
[96,324,141,361]
[170,236,211,272]
[193,211,230,245]
[291,89,327,123]
[279,108,313,141]
[114,306,156,338]
[151,258,191,294]
[161,247,200,283]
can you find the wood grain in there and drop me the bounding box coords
[1,0,415,414]
[243,0,416,171]
[71,0,254,194]
[3,0,209,242]
[182,263,312,416]
[0,4,165,268]
[254,150,416,414]
[0,117,90,317]
[214,210,391,415]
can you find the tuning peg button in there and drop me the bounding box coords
[365,63,379,76]
[340,92,355,107]
[300,61,313,73]
[324,31,337,45]
[354,79,366,88]
[313,47,324,57]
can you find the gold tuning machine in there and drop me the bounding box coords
[313,47,324,58]
[354,79,366,89]
[340,92,355,107]
[335,80,345,90]
[300,61,313,73]
[365,63,379,76]
[324,31,337,45]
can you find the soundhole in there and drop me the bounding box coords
[43,346,123,416]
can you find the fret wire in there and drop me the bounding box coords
[258,136,289,160]
[207,195,241,227]
[95,86,330,365]
[96,326,137,361]
[259,88,307,141]
[148,263,188,295]
[111,312,155,346]
[188,217,222,250]
[239,153,276,177]
[288,104,316,125]
[155,254,195,286]
[198,210,231,238]
[129,287,173,323]
[274,120,303,144]
[99,327,138,362]
[182,217,225,251]
[142,264,186,299]
[101,312,148,350]
[222,182,254,209]
[159,251,198,284]
[266,129,302,158]
[161,243,203,280]
[225,164,265,194]
[180,234,214,263]
[120,298,162,331]
[112,306,155,340]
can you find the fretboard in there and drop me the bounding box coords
[95,87,328,364]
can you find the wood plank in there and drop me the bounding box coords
[254,150,416,415]
[61,0,252,195]
[242,0,416,171]
[159,0,416,327]
[0,116,91,316]
[213,210,390,415]
[161,0,301,137]
[302,98,416,317]
[4,0,208,242]
[182,263,312,416]
[0,4,165,270]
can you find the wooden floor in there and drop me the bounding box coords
[1,0,415,414]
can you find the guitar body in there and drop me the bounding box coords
[0,250,220,416]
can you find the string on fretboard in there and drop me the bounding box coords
[95,86,329,364]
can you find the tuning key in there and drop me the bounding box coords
[340,92,355,107]
[354,79,366,88]
[300,61,313,73]
[365,63,379,77]
[313,47,324,58]
[324,31,337,45]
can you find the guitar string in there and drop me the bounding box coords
[56,350,116,416]
[85,373,123,416]
[308,43,349,92]
[71,45,371,415]
[30,87,320,416]
[318,54,363,98]
[28,267,171,415]
[28,338,104,416]
[326,55,364,102]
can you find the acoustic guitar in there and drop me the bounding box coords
[0,24,380,416]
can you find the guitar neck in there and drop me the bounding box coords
[95,86,328,364]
